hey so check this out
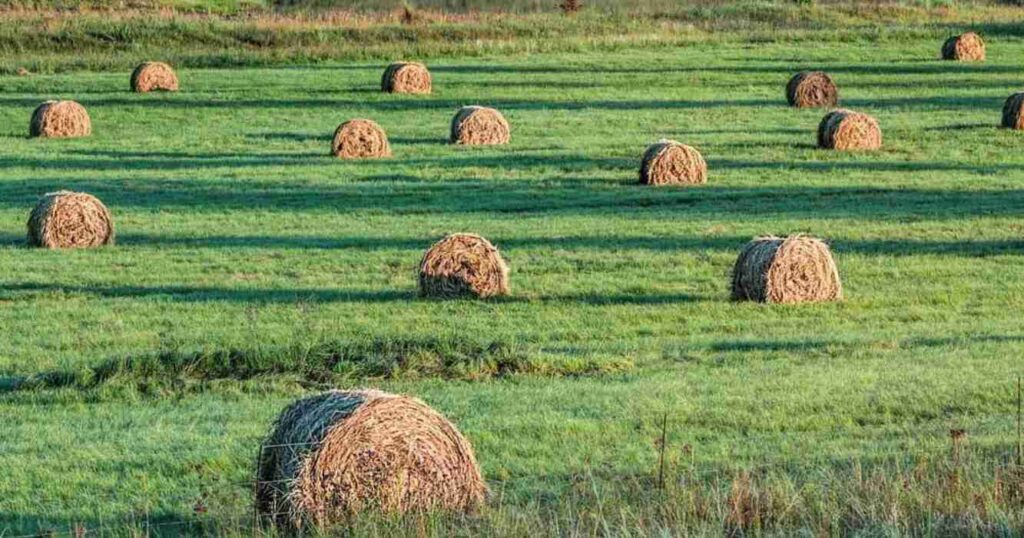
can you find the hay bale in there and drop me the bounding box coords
[130,62,179,93]
[639,139,707,186]
[27,191,114,248]
[449,106,510,145]
[817,109,881,151]
[331,119,392,159]
[29,100,91,138]
[255,389,486,528]
[381,62,432,94]
[942,32,985,62]
[785,71,838,108]
[731,235,842,304]
[419,233,509,299]
[1002,93,1024,130]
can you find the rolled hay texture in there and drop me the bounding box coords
[1002,93,1024,130]
[381,62,432,94]
[731,235,842,304]
[942,32,986,62]
[255,390,486,528]
[785,71,839,108]
[449,106,510,145]
[130,62,179,93]
[29,100,91,138]
[27,191,114,248]
[817,109,881,151]
[419,233,509,299]
[331,119,391,159]
[639,139,707,186]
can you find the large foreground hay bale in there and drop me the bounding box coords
[331,119,391,159]
[942,32,985,62]
[817,109,881,151]
[255,389,486,528]
[27,191,114,248]
[1002,93,1024,130]
[419,233,509,299]
[130,62,179,93]
[785,71,838,108]
[449,106,510,145]
[731,235,842,304]
[381,62,432,94]
[29,100,91,138]
[639,139,707,186]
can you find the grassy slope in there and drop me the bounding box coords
[1,11,1024,536]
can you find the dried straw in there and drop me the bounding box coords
[381,62,432,94]
[785,71,838,108]
[29,100,91,138]
[639,139,707,186]
[130,62,179,93]
[419,233,509,299]
[817,109,881,151]
[942,32,986,62]
[256,390,486,529]
[331,119,391,159]
[27,191,114,248]
[731,235,842,304]
[449,106,510,145]
[1002,93,1024,130]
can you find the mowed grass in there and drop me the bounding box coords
[1,35,1024,534]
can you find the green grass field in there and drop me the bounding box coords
[2,6,1024,535]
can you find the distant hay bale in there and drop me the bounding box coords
[639,139,707,186]
[942,32,985,62]
[255,389,486,528]
[381,62,432,94]
[785,71,838,108]
[331,119,392,159]
[817,109,881,151]
[419,233,509,299]
[731,235,842,304]
[27,191,114,249]
[29,100,91,138]
[130,62,179,93]
[1002,93,1024,130]
[449,106,510,145]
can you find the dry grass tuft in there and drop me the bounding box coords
[331,119,391,159]
[29,100,91,138]
[130,61,179,93]
[419,233,509,299]
[731,235,842,304]
[785,71,838,108]
[27,191,114,249]
[381,62,432,94]
[942,32,985,61]
[449,106,510,145]
[817,109,881,151]
[639,139,707,186]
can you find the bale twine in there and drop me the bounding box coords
[381,62,432,94]
[130,62,179,93]
[27,191,114,248]
[29,100,91,138]
[1002,93,1024,130]
[255,389,486,528]
[331,119,392,159]
[731,235,842,304]
[419,233,509,299]
[785,71,839,108]
[817,109,881,151]
[639,139,707,186]
[449,106,510,145]
[942,32,986,62]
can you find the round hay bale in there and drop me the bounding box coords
[817,109,881,151]
[331,119,392,159]
[785,71,839,108]
[130,61,179,93]
[942,32,985,62]
[449,106,510,145]
[731,235,842,304]
[29,100,91,138]
[255,389,486,528]
[419,233,509,299]
[381,62,432,94]
[27,191,114,249]
[639,139,707,186]
[1002,92,1024,130]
